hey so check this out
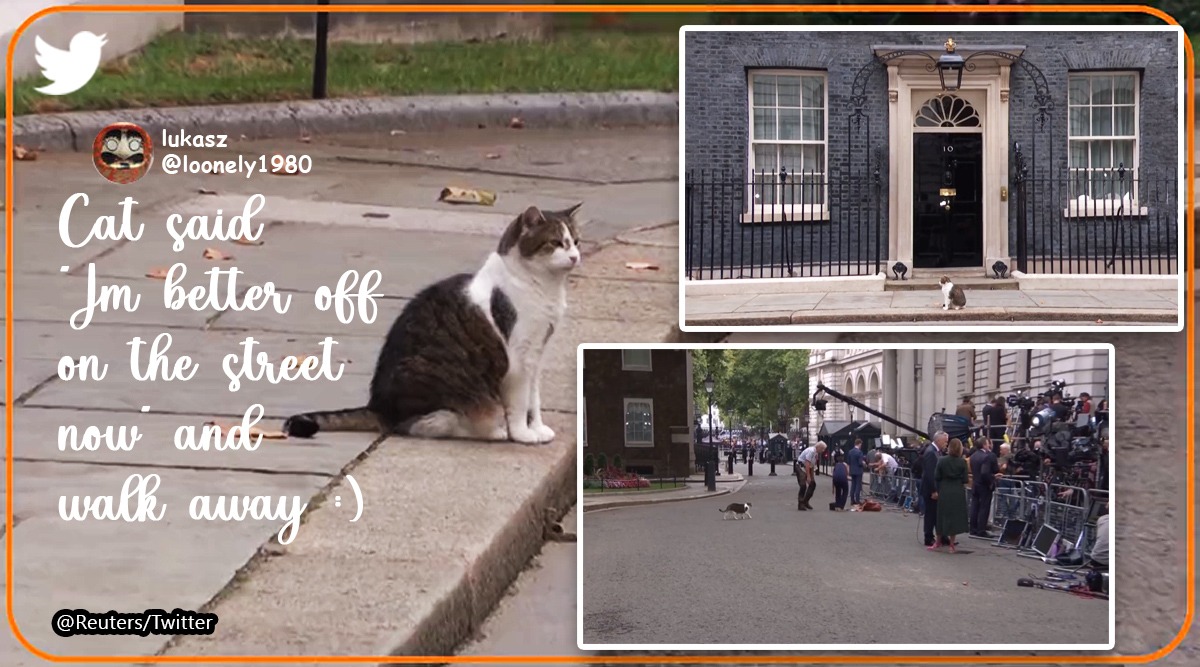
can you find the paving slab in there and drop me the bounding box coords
[685,294,756,316]
[737,292,825,312]
[813,292,895,310]
[4,460,330,660]
[5,407,378,475]
[4,271,211,329]
[1023,291,1107,309]
[16,324,380,418]
[309,126,677,184]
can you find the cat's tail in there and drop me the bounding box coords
[283,407,380,438]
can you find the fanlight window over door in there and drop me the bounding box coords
[914,94,981,128]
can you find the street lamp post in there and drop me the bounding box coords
[704,372,717,491]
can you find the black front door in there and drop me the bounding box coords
[913,133,983,268]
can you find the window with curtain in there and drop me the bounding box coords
[748,71,828,216]
[1067,72,1139,213]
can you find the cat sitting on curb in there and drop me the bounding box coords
[284,203,583,444]
[940,275,967,311]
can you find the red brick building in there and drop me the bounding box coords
[582,349,694,477]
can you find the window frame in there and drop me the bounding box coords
[621,349,653,372]
[1064,70,1146,218]
[744,68,831,223]
[623,398,655,448]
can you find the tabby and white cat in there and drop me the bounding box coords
[940,275,966,311]
[284,203,582,444]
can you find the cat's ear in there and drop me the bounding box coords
[519,206,546,228]
[560,202,583,219]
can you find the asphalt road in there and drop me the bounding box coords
[582,460,1109,647]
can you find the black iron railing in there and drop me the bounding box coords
[684,168,885,280]
[1012,147,1178,275]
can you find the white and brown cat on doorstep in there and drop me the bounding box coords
[940,275,966,311]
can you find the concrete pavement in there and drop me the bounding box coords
[1,124,677,664]
[582,458,1109,646]
[685,284,1180,327]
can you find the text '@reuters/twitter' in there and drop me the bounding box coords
[51,609,218,637]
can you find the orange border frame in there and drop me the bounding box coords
[4,3,1193,664]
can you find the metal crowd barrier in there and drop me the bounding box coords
[868,468,917,512]
[1044,484,1092,549]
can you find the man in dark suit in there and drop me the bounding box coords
[920,431,947,547]
[968,438,1000,537]
[847,439,866,506]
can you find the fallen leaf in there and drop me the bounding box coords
[422,149,438,157]
[269,154,301,176]
[1096,319,1104,324]
[362,212,390,219]
[625,261,660,271]
[438,186,497,206]
[509,116,525,129]
[203,247,233,261]
[145,267,170,279]
[484,152,502,160]
[283,355,314,370]
[390,129,407,136]
[298,135,312,143]
[233,234,264,246]
[197,187,217,195]
[12,145,37,161]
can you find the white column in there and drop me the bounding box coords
[897,348,916,431]
[887,65,902,270]
[882,350,898,436]
[920,349,936,424]
[987,65,1014,271]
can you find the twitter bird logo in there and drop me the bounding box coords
[35,31,107,95]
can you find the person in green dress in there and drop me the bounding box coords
[931,437,970,553]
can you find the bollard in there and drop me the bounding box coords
[748,458,754,476]
[704,460,717,492]
[769,462,777,476]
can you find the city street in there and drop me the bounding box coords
[582,460,1109,647]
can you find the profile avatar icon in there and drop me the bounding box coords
[92,122,152,184]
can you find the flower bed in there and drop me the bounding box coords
[585,466,651,489]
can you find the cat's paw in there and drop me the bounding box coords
[532,423,556,442]
[488,424,510,441]
[941,304,949,311]
[508,425,545,444]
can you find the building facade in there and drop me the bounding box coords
[807,348,1110,441]
[581,349,694,477]
[684,28,1180,279]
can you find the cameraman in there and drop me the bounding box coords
[1009,439,1041,480]
[1048,391,1072,421]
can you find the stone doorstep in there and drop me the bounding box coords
[885,278,1020,291]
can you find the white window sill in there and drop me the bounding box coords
[624,442,654,448]
[740,209,831,224]
[1062,202,1149,218]
[622,365,653,372]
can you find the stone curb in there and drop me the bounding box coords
[686,307,1180,327]
[1,91,680,152]
[582,485,744,513]
[391,447,578,656]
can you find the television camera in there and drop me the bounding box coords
[1007,380,1107,488]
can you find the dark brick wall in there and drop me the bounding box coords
[683,30,1180,271]
[582,350,691,478]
